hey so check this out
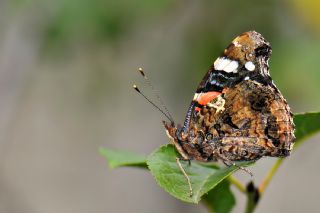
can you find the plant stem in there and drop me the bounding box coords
[245,194,256,213]
[244,158,284,213]
[258,158,284,195]
[228,176,246,193]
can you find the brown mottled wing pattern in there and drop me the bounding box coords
[187,80,295,162]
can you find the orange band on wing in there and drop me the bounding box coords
[196,91,221,105]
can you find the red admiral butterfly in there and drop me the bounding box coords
[134,31,295,196]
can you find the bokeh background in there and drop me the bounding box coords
[0,0,320,212]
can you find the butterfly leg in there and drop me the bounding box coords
[231,163,253,177]
[163,121,194,196]
[216,151,253,177]
[176,157,193,197]
[170,136,194,196]
[169,136,194,196]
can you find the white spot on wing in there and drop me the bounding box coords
[245,61,255,71]
[214,57,231,70]
[244,76,250,80]
[223,60,239,73]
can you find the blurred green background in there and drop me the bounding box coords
[0,0,320,212]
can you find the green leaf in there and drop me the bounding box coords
[99,147,147,169]
[203,180,236,213]
[147,144,249,203]
[294,112,320,147]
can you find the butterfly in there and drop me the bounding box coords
[135,31,295,196]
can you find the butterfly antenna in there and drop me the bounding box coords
[138,68,175,123]
[133,84,174,124]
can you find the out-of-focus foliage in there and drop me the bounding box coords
[203,180,235,213]
[40,0,176,50]
[290,0,320,34]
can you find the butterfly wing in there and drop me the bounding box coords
[179,31,295,162]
